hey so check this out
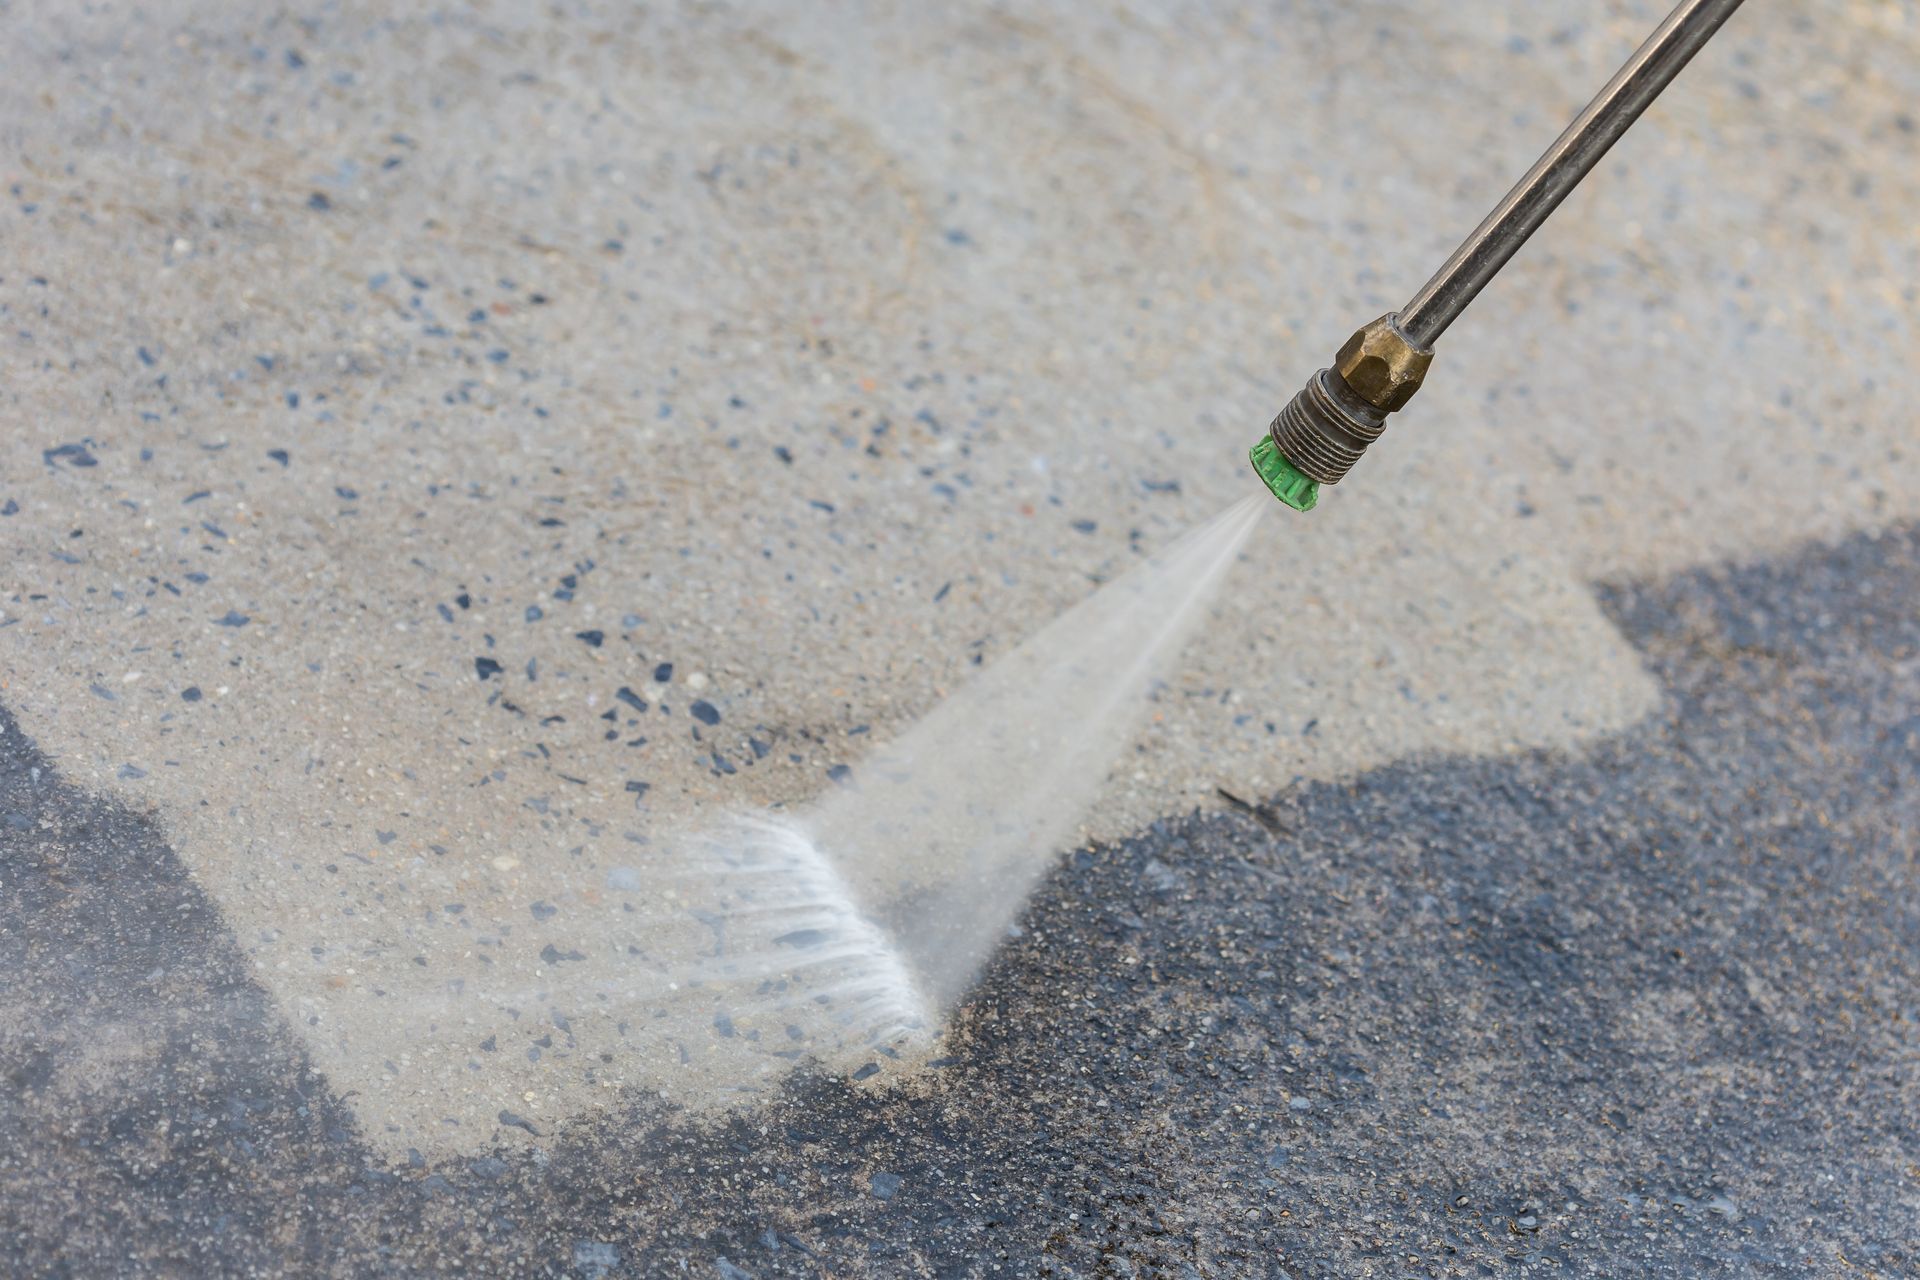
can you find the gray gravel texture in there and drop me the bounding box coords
[5,523,1917,1278]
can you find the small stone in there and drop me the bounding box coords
[42,443,98,468]
[571,1241,621,1279]
[1142,857,1186,895]
[869,1171,903,1201]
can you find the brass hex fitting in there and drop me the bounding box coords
[1255,310,1443,506]
[1333,313,1434,413]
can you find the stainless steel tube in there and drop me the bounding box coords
[1395,0,1748,348]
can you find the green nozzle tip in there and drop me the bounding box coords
[1249,434,1318,512]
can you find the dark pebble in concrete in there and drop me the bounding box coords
[42,442,98,468]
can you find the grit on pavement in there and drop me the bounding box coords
[2,0,1918,1275]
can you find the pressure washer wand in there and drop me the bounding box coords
[1251,0,1749,511]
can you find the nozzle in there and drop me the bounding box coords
[1251,313,1433,511]
[1248,0,1750,511]
[1248,434,1317,512]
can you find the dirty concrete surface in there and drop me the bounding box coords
[8,503,1919,1278]
[2,0,1918,1274]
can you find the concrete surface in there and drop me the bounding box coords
[7,516,1919,1277]
[8,0,1918,1152]
[1,0,1918,1271]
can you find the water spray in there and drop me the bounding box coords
[1251,0,1748,511]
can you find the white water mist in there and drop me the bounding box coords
[749,495,1267,1017]
[272,498,1267,1137]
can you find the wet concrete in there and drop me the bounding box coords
[6,523,1915,1277]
